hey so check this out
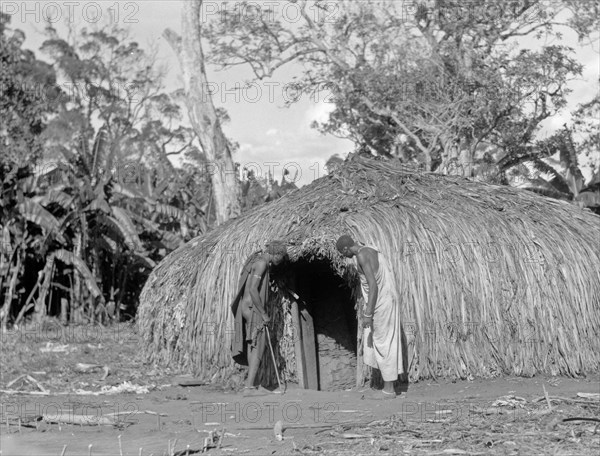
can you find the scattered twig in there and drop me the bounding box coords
[6,374,27,388]
[218,425,226,449]
[104,410,167,418]
[41,413,117,427]
[0,389,50,396]
[173,448,201,456]
[577,393,600,400]
[543,384,552,410]
[341,433,373,439]
[6,374,48,393]
[563,417,600,423]
[533,396,600,405]
[101,366,110,381]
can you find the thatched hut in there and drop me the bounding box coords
[138,156,600,390]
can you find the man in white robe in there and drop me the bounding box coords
[336,235,403,399]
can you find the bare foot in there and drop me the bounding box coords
[258,386,283,394]
[243,386,268,397]
[361,389,397,400]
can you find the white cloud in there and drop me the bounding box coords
[304,101,335,127]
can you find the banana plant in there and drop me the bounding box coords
[1,163,68,327]
[500,126,600,213]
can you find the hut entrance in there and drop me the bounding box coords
[286,258,357,391]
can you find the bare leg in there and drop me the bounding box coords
[245,327,266,388]
[382,380,395,394]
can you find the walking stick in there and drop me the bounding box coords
[265,326,284,393]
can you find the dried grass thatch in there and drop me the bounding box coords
[138,155,600,384]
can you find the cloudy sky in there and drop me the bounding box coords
[9,0,599,186]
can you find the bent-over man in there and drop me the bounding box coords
[231,241,288,396]
[336,235,403,399]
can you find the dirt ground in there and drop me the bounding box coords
[1,322,599,456]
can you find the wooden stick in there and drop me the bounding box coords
[290,300,306,388]
[0,390,50,396]
[6,374,27,388]
[217,426,225,449]
[236,421,359,431]
[105,410,167,417]
[118,435,123,456]
[533,396,600,405]
[61,444,68,456]
[543,384,552,409]
[265,326,282,392]
[341,433,374,439]
[563,417,600,423]
[26,375,48,393]
[42,413,116,426]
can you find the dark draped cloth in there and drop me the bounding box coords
[230,251,270,366]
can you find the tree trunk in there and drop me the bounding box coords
[35,258,54,323]
[1,251,21,330]
[73,231,83,323]
[164,0,241,225]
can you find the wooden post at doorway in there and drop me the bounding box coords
[291,299,319,390]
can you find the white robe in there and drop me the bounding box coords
[356,247,404,381]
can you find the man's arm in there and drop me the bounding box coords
[247,259,269,322]
[357,251,379,317]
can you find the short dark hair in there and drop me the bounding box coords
[336,235,355,252]
[266,240,288,257]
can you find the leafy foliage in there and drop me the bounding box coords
[204,0,596,175]
[1,18,212,326]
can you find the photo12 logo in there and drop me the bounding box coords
[1,2,140,25]
[199,1,342,25]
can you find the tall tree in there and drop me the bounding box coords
[164,0,241,225]
[0,13,64,327]
[203,0,597,176]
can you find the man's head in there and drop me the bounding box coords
[336,235,356,258]
[266,240,288,266]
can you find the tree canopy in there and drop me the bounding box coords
[204,0,598,175]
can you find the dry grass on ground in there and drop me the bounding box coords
[1,320,598,456]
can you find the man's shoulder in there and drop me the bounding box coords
[358,246,379,259]
[251,255,268,270]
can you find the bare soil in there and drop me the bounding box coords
[1,321,599,456]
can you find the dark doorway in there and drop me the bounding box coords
[287,258,357,391]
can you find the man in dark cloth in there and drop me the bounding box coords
[336,235,403,399]
[231,240,288,396]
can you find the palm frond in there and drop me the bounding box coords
[110,207,144,251]
[51,249,102,299]
[32,190,73,210]
[151,203,193,225]
[96,213,142,252]
[17,199,65,243]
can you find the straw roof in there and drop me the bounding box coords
[138,155,600,383]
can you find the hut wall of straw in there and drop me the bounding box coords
[138,156,600,384]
